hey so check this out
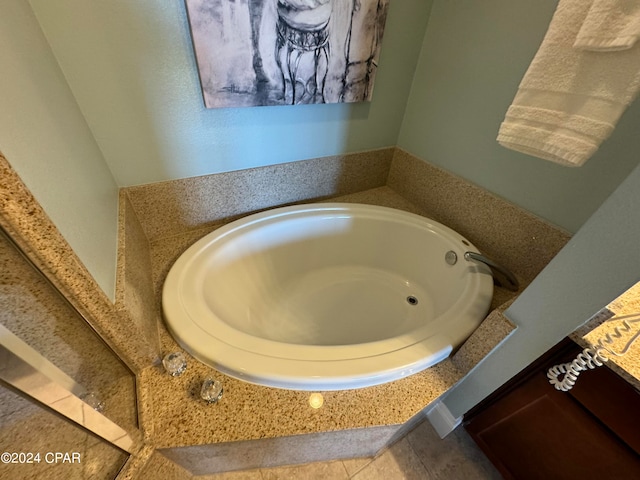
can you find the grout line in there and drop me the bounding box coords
[343,457,375,479]
[404,430,431,476]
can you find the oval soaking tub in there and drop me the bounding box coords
[162,203,494,390]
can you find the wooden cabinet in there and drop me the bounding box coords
[465,339,640,479]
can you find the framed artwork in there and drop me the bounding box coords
[185,0,390,108]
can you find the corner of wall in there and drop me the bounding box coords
[426,401,462,439]
[386,149,571,285]
[116,189,162,361]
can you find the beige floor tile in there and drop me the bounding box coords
[351,438,429,480]
[260,460,349,480]
[341,457,373,477]
[185,424,501,480]
[406,422,501,479]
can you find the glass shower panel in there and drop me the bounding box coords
[0,228,137,435]
[0,382,128,479]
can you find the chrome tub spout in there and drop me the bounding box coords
[464,252,519,292]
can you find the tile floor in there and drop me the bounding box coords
[193,421,502,479]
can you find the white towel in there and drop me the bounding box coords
[497,0,640,167]
[575,0,640,51]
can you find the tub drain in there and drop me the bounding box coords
[406,296,419,306]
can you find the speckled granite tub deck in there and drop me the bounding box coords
[118,148,577,474]
[137,185,520,473]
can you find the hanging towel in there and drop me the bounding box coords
[575,0,640,51]
[497,0,640,167]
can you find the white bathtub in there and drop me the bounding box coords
[162,203,493,390]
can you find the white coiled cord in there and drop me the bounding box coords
[547,347,608,392]
[547,311,640,392]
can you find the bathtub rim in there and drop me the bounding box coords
[162,203,493,390]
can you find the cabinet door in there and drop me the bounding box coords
[465,340,640,480]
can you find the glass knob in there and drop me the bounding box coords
[200,376,223,403]
[162,352,187,376]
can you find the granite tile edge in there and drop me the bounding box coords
[159,425,402,475]
[137,367,156,445]
[114,444,157,480]
[115,190,127,309]
[134,450,193,480]
[451,299,518,375]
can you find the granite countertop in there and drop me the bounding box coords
[571,281,640,390]
[141,309,517,449]
[139,339,462,448]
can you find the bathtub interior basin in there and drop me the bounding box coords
[162,203,494,390]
